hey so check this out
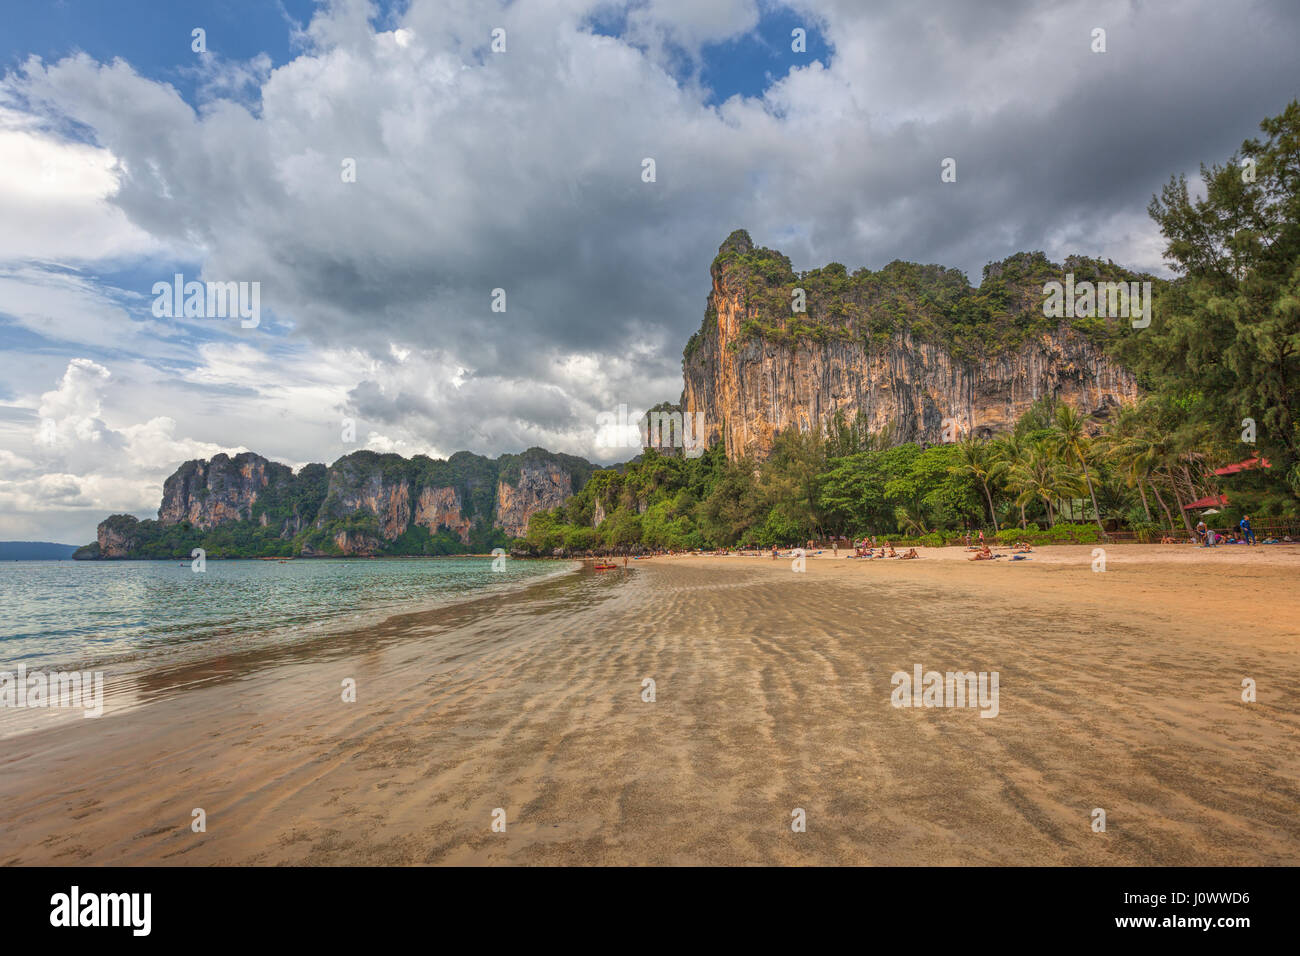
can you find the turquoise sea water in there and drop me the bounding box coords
[0,557,574,671]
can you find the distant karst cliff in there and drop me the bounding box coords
[682,230,1144,460]
[84,448,596,559]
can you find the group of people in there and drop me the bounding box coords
[1194,515,1257,547]
[762,514,1276,560]
[848,538,920,560]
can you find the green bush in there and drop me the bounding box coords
[563,526,599,551]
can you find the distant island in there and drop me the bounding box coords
[0,541,79,560]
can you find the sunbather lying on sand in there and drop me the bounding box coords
[969,546,994,561]
[1011,542,1032,553]
[900,548,919,559]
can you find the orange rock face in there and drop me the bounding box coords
[414,486,472,541]
[158,452,279,529]
[496,462,572,538]
[682,236,1139,460]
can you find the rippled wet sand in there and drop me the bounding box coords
[2,552,1297,865]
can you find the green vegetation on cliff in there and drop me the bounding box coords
[706,232,1159,361]
[496,447,597,492]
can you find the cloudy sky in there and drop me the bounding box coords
[0,0,1296,544]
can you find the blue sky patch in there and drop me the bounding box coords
[585,2,830,105]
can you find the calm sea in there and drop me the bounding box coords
[0,557,575,672]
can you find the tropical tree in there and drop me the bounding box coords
[1006,438,1082,526]
[949,436,1005,531]
[994,432,1031,528]
[1054,405,1105,533]
[1136,100,1300,495]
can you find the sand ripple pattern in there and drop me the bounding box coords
[1,555,1297,865]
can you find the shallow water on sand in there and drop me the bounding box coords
[0,558,575,671]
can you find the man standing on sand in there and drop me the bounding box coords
[1239,515,1256,545]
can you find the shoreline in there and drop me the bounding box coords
[0,558,583,727]
[1,548,1297,864]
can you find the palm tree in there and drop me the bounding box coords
[949,437,1005,531]
[1123,420,1181,531]
[1100,407,1154,525]
[893,504,928,537]
[1054,406,1105,535]
[1007,439,1077,527]
[995,432,1032,528]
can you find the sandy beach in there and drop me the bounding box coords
[1,544,1298,865]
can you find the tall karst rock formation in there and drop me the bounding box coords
[90,448,596,558]
[682,230,1143,459]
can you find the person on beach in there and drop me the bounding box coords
[901,548,919,559]
[1240,515,1256,545]
[969,545,994,561]
[1196,519,1208,546]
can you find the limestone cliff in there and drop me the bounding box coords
[414,486,472,541]
[91,446,597,558]
[495,458,573,538]
[159,452,288,529]
[314,455,415,541]
[682,231,1143,459]
[311,449,590,551]
[96,514,143,558]
[333,529,383,556]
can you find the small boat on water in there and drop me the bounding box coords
[593,562,618,570]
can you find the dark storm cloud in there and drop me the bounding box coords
[4,0,1297,461]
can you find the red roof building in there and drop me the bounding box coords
[1213,457,1271,476]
